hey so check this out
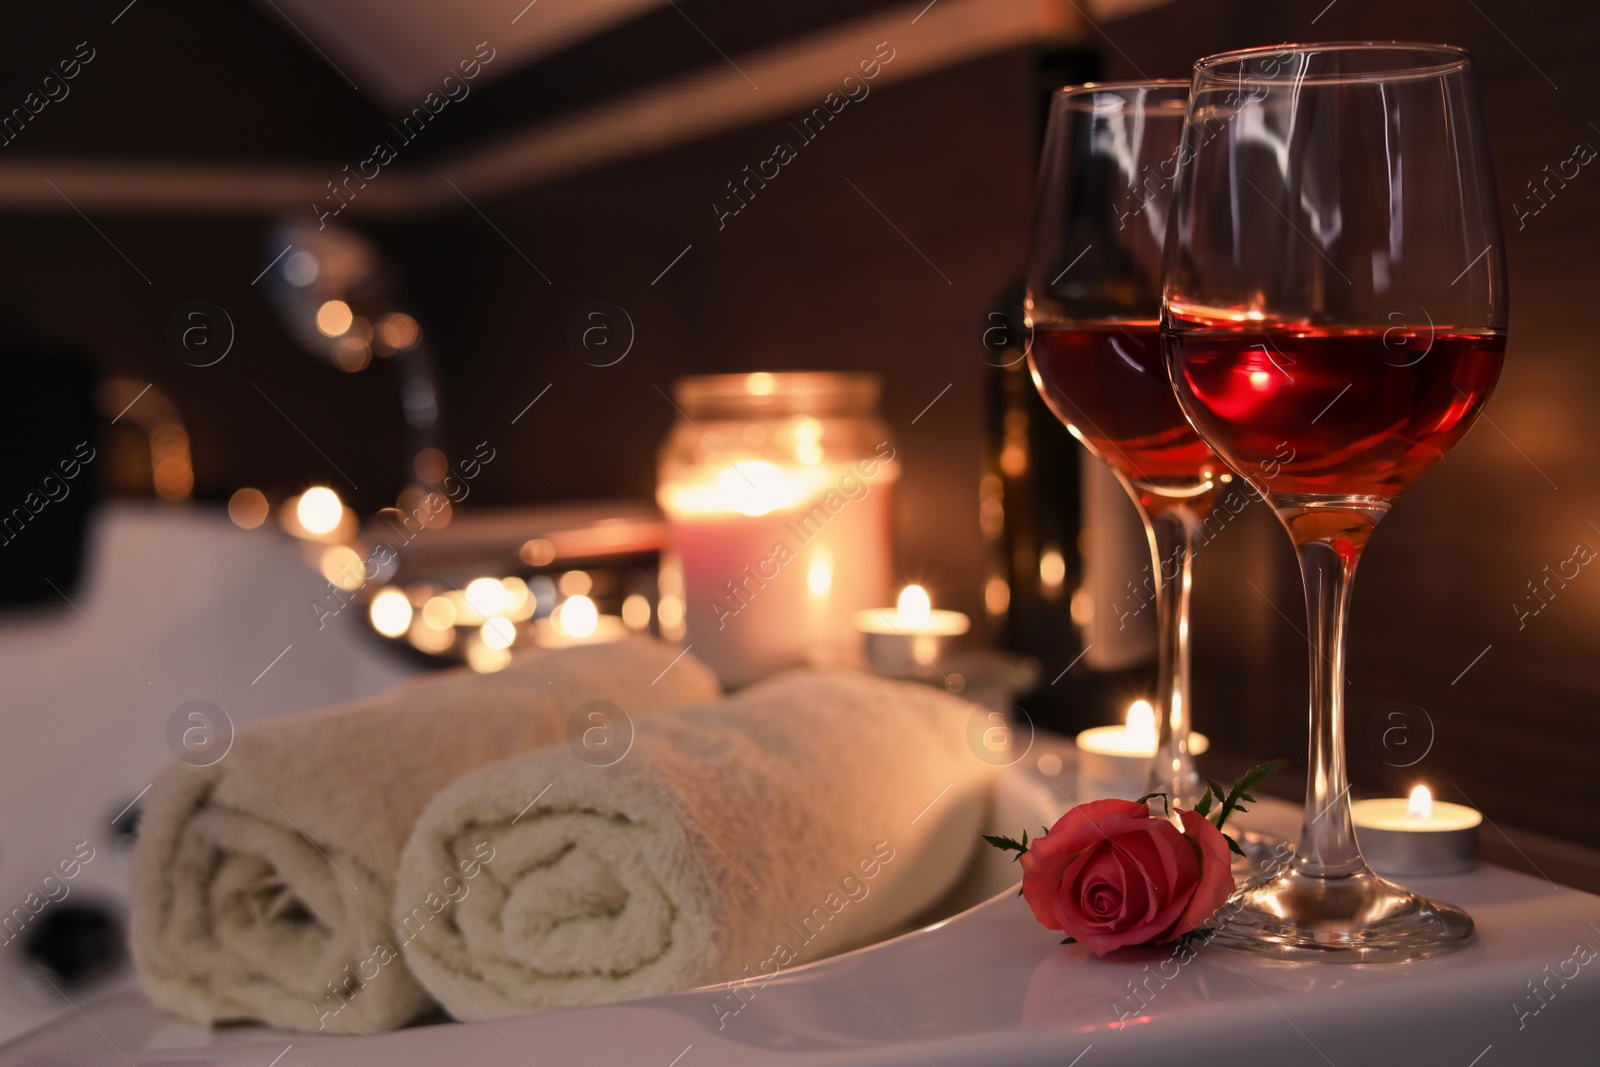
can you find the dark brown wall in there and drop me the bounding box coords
[0,0,406,500]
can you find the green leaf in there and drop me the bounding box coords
[1211,759,1288,832]
[1060,936,1077,945]
[1225,833,1246,857]
[1134,790,1167,805]
[1193,788,1214,818]
[983,832,1030,859]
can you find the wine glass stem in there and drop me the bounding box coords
[1293,534,1366,877]
[1143,504,1201,807]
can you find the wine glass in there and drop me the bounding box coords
[1163,43,1506,960]
[1025,81,1225,808]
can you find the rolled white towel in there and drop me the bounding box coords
[395,669,999,1021]
[130,637,719,1035]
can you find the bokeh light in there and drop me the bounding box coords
[464,577,509,617]
[480,617,516,650]
[555,594,599,638]
[296,487,343,535]
[621,593,652,631]
[558,570,593,597]
[368,588,413,637]
[315,299,353,336]
[228,487,268,529]
[421,595,456,630]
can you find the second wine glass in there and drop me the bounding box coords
[1163,42,1507,960]
[1025,81,1225,806]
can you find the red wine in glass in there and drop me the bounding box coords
[1165,316,1505,498]
[1030,321,1224,500]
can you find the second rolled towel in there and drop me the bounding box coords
[395,669,999,1020]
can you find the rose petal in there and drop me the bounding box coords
[1019,799,1148,930]
[1027,800,1151,869]
[1129,827,1202,945]
[1075,846,1130,923]
[1106,829,1183,924]
[1164,808,1236,938]
[1070,822,1196,954]
[1054,841,1141,954]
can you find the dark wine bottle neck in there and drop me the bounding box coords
[1031,44,1100,159]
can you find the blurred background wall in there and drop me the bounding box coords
[0,0,1596,854]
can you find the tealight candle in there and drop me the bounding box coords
[532,595,628,648]
[1075,700,1210,806]
[1352,785,1480,876]
[855,584,971,678]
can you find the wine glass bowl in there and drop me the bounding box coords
[1163,42,1507,961]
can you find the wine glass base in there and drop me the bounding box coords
[1205,862,1474,963]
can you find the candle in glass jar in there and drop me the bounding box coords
[659,373,896,689]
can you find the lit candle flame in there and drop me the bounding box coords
[665,460,826,518]
[1408,784,1433,819]
[1126,699,1156,747]
[897,584,931,627]
[807,551,833,596]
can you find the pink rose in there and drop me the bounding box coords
[1018,799,1234,955]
